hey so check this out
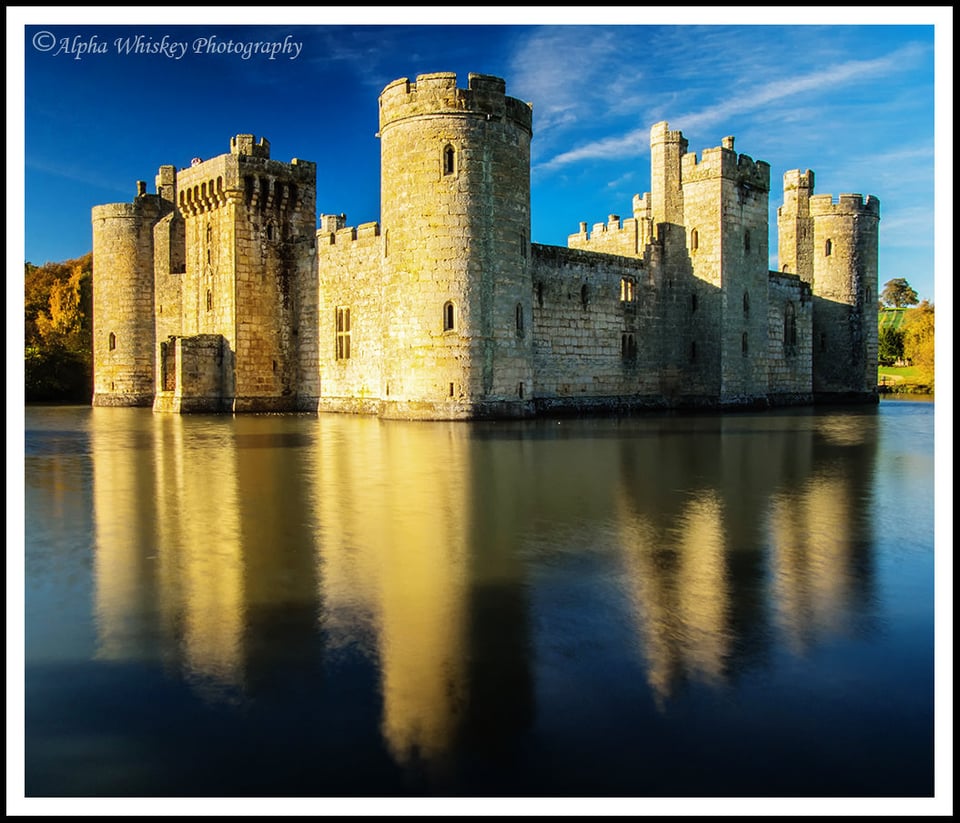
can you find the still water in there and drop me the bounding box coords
[22,401,937,801]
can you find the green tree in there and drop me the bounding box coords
[903,300,934,387]
[880,278,920,308]
[878,324,905,365]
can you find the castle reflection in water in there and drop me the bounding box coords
[88,407,879,774]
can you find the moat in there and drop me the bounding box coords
[21,400,937,806]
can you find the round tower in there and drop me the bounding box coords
[809,192,880,399]
[91,186,169,406]
[377,72,534,419]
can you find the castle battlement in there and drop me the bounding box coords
[92,189,170,222]
[783,169,815,192]
[378,72,533,135]
[175,141,313,219]
[568,212,645,257]
[681,143,770,190]
[230,133,270,158]
[809,192,881,217]
[633,194,651,219]
[650,121,689,151]
[316,214,381,249]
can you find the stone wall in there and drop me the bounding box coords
[767,272,813,402]
[316,220,384,411]
[531,245,665,407]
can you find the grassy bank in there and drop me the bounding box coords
[878,365,933,396]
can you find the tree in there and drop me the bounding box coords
[903,300,934,388]
[24,253,93,402]
[878,324,905,366]
[881,278,920,308]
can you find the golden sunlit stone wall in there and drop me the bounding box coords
[92,74,878,417]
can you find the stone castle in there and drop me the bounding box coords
[91,71,879,418]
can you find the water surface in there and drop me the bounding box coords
[22,401,937,802]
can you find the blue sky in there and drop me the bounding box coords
[11,10,949,306]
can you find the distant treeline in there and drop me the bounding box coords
[24,252,93,403]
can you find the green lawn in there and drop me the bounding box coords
[878,365,919,382]
[878,364,932,395]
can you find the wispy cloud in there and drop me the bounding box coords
[532,39,929,174]
[509,27,654,155]
[26,159,129,195]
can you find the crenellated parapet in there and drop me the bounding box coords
[808,192,881,217]
[681,136,770,191]
[568,213,644,257]
[316,217,381,250]
[176,136,315,218]
[378,72,533,136]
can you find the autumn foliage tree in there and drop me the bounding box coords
[902,300,935,388]
[24,253,93,402]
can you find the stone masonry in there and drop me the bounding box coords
[92,72,879,418]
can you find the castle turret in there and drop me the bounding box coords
[92,183,173,406]
[679,131,772,405]
[649,122,687,230]
[808,192,880,400]
[377,72,534,418]
[777,170,815,281]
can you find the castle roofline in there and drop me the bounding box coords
[378,71,533,135]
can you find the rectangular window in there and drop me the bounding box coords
[620,277,635,302]
[336,306,351,360]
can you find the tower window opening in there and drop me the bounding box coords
[691,293,698,313]
[743,291,750,315]
[825,239,833,257]
[108,332,116,351]
[449,382,455,398]
[742,332,749,355]
[690,228,699,251]
[581,284,589,310]
[206,290,212,311]
[784,302,797,355]
[336,306,352,360]
[536,281,544,308]
[442,144,456,176]
[520,231,527,258]
[621,333,637,360]
[516,303,525,337]
[620,277,635,303]
[744,229,751,253]
[443,301,455,332]
[267,224,274,241]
